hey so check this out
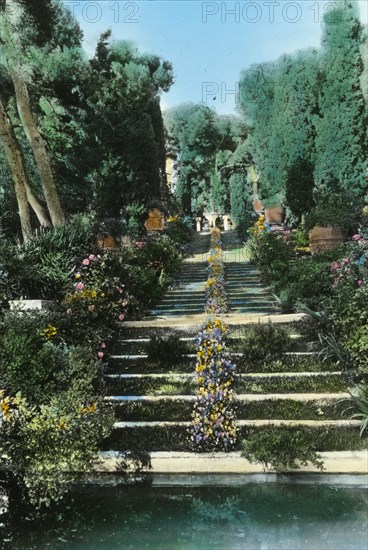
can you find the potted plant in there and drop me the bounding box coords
[305,196,363,252]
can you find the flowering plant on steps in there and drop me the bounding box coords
[190,319,238,452]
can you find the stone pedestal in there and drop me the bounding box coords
[9,300,54,311]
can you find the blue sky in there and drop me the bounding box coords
[62,1,368,115]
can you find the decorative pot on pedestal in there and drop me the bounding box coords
[309,225,346,252]
[265,206,285,224]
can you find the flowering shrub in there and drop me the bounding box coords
[0,388,113,508]
[205,228,228,314]
[190,319,238,452]
[250,214,267,236]
[330,230,367,288]
[61,252,128,354]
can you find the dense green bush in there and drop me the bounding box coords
[0,311,104,405]
[242,428,324,472]
[0,215,95,300]
[146,333,190,364]
[233,323,292,362]
[0,309,114,510]
[165,216,193,248]
[304,195,363,235]
[247,232,294,285]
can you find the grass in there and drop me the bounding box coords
[103,424,368,453]
[112,397,352,422]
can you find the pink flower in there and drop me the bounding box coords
[66,308,72,316]
[116,287,124,294]
[75,282,85,291]
[101,342,107,349]
[97,351,104,359]
[82,259,90,266]
[352,234,361,241]
[88,305,95,312]
[342,258,350,265]
[330,262,340,271]
[119,314,125,321]
[122,299,128,307]
[89,254,96,260]
[358,279,363,286]
[135,241,145,248]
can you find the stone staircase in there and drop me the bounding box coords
[102,324,363,458]
[100,230,366,472]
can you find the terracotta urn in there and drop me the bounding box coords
[265,206,285,224]
[97,233,118,249]
[309,226,346,252]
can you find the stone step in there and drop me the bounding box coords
[104,372,345,396]
[108,392,349,402]
[106,369,339,378]
[102,421,364,453]
[113,419,361,429]
[111,394,352,422]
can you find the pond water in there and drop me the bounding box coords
[2,476,368,550]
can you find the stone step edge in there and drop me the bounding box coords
[97,450,368,475]
[110,351,319,360]
[105,392,351,401]
[124,313,309,328]
[105,371,342,379]
[106,392,349,402]
[113,419,361,428]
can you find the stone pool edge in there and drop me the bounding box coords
[97,450,368,475]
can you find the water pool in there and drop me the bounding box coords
[2,475,367,550]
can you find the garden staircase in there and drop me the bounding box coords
[102,323,364,466]
[100,230,366,472]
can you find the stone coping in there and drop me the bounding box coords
[97,450,368,475]
[125,313,308,329]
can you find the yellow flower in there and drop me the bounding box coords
[42,325,57,338]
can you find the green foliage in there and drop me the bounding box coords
[0,311,67,404]
[239,50,320,205]
[346,389,368,436]
[235,323,292,362]
[229,172,253,229]
[285,159,315,220]
[304,194,363,233]
[0,306,114,509]
[314,0,367,197]
[165,216,193,247]
[0,390,114,509]
[146,333,190,364]
[0,215,94,300]
[242,428,324,472]
[247,232,294,285]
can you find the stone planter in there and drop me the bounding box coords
[309,225,346,252]
[265,206,285,224]
[9,300,54,311]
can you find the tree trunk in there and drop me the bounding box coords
[12,74,65,227]
[24,182,51,228]
[0,94,32,240]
